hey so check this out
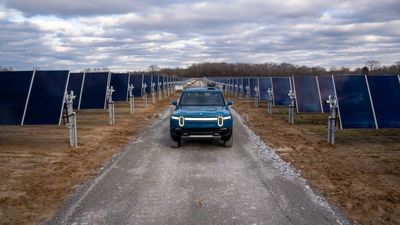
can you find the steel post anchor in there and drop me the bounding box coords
[288,90,296,125]
[128,84,135,114]
[326,95,338,145]
[65,90,78,147]
[267,88,273,114]
[107,86,115,126]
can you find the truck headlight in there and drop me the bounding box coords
[179,116,185,127]
[217,116,223,127]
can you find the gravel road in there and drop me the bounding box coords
[49,111,347,225]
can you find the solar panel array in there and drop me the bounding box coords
[0,71,182,126]
[0,70,69,125]
[209,75,400,129]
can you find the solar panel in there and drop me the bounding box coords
[0,71,34,125]
[159,76,164,91]
[259,77,272,100]
[243,77,249,89]
[23,70,70,125]
[79,72,110,109]
[249,78,258,97]
[67,72,84,109]
[237,77,243,88]
[292,76,322,113]
[317,76,335,113]
[334,75,376,129]
[153,74,159,92]
[143,75,152,94]
[110,73,129,101]
[129,74,143,97]
[367,75,400,128]
[272,77,290,105]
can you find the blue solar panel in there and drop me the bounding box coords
[24,70,69,125]
[110,73,129,101]
[317,76,335,113]
[334,75,376,129]
[243,78,249,89]
[237,78,243,87]
[80,72,110,109]
[259,77,272,100]
[249,78,258,97]
[129,74,143,97]
[367,75,400,128]
[153,75,159,92]
[293,76,322,113]
[159,76,164,90]
[143,75,152,94]
[67,73,84,109]
[0,71,33,125]
[272,77,290,105]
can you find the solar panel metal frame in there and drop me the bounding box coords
[66,72,84,109]
[21,70,36,125]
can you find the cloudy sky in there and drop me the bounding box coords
[1,0,399,71]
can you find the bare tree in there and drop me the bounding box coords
[148,64,160,73]
[365,60,380,71]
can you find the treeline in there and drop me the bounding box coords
[159,62,400,77]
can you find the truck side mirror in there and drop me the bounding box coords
[226,99,233,106]
[171,99,178,107]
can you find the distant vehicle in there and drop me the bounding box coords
[170,87,233,148]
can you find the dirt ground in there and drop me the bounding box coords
[232,98,400,225]
[0,95,176,225]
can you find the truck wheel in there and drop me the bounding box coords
[223,134,233,148]
[171,137,181,148]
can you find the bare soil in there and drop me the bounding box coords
[232,99,400,225]
[0,95,176,225]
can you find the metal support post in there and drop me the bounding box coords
[151,82,156,104]
[65,90,78,147]
[267,88,273,114]
[107,86,115,126]
[234,84,238,97]
[239,85,243,98]
[142,83,147,108]
[128,84,135,114]
[158,83,163,100]
[288,89,296,125]
[245,85,251,100]
[254,86,260,107]
[326,95,338,145]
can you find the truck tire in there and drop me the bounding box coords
[171,137,181,148]
[223,134,233,147]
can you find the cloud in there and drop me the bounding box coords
[0,0,399,71]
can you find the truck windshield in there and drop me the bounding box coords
[179,92,225,106]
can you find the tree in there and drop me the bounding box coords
[395,61,400,74]
[365,60,380,71]
[148,64,160,73]
[361,66,369,75]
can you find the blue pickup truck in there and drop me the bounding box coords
[170,87,233,148]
